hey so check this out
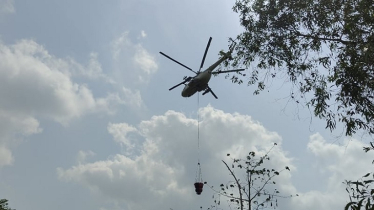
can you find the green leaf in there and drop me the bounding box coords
[350,181,365,187]
[357,198,365,209]
[363,180,374,184]
[345,201,357,210]
[366,198,371,210]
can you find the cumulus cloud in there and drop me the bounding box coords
[68,52,115,83]
[0,111,42,166]
[0,39,129,124]
[94,87,145,113]
[140,30,147,38]
[0,0,15,15]
[77,150,96,165]
[284,133,374,210]
[111,31,158,84]
[107,122,138,154]
[57,106,294,210]
[0,146,13,166]
[112,31,132,60]
[0,39,136,167]
[133,44,158,75]
[0,111,42,137]
[57,106,374,210]
[121,87,144,109]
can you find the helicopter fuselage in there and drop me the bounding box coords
[181,70,212,97]
[181,52,229,97]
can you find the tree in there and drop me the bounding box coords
[206,144,294,210]
[223,0,374,136]
[344,143,374,210]
[0,199,14,210]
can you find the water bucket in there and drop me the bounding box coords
[194,182,204,195]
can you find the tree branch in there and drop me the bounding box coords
[248,171,251,210]
[294,31,356,45]
[223,160,244,210]
[251,173,278,199]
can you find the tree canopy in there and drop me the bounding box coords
[0,199,14,210]
[226,0,374,136]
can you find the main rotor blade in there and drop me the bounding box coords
[209,88,218,99]
[199,37,212,72]
[202,86,218,99]
[169,82,185,91]
[212,69,246,75]
[160,52,197,74]
[169,77,192,91]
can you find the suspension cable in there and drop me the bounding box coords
[196,92,202,182]
[197,92,200,154]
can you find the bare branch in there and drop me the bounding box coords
[294,31,356,45]
[222,160,244,210]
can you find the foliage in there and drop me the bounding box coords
[0,199,14,210]
[206,144,294,210]
[345,143,374,210]
[224,0,374,136]
[345,173,374,210]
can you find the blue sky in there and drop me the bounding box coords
[1,0,373,210]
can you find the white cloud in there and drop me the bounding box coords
[112,31,131,61]
[77,150,96,165]
[121,87,144,109]
[107,123,138,154]
[284,133,374,210]
[0,39,132,167]
[111,31,158,84]
[86,53,105,79]
[133,44,158,76]
[0,111,42,167]
[57,106,374,210]
[68,53,115,83]
[140,30,147,38]
[0,39,127,124]
[0,0,15,15]
[57,106,294,210]
[0,111,42,137]
[94,87,145,113]
[0,146,13,166]
[307,133,372,181]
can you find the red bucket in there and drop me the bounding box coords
[194,182,204,195]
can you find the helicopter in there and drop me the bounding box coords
[159,37,245,99]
